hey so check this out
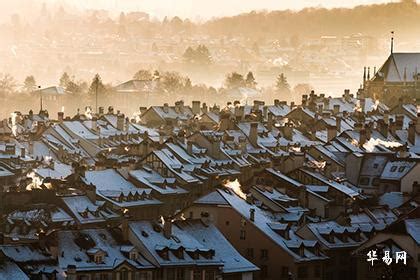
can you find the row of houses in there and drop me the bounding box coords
[0,90,419,279]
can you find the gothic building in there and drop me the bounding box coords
[360,52,420,107]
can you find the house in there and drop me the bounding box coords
[57,228,154,280]
[380,160,420,193]
[82,169,162,218]
[128,219,259,280]
[182,189,328,280]
[297,221,368,280]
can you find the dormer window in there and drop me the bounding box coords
[94,254,103,264]
[129,251,138,261]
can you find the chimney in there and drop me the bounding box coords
[408,121,416,144]
[91,117,98,131]
[187,141,193,154]
[235,106,244,121]
[28,141,34,155]
[163,217,172,239]
[117,114,124,131]
[359,128,367,147]
[249,208,255,222]
[344,89,350,101]
[20,147,25,158]
[283,123,293,141]
[290,101,295,109]
[98,107,104,115]
[360,98,366,113]
[383,110,390,125]
[395,115,404,130]
[120,219,129,241]
[336,116,341,132]
[249,122,258,146]
[192,101,200,115]
[57,111,64,122]
[108,106,114,115]
[202,103,208,114]
[274,99,280,106]
[139,107,147,115]
[333,104,340,115]
[163,103,169,113]
[263,106,268,119]
[327,125,337,142]
[415,113,420,134]
[267,113,273,131]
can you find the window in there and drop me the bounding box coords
[297,266,308,278]
[261,249,268,260]
[359,177,370,185]
[246,248,254,259]
[372,178,380,186]
[373,163,379,169]
[390,166,397,172]
[121,270,129,280]
[281,266,289,278]
[398,166,406,172]
[225,220,230,226]
[100,274,109,280]
[193,270,202,280]
[205,270,215,280]
[94,255,103,264]
[240,229,246,240]
[176,269,184,280]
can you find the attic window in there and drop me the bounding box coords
[129,251,138,260]
[94,254,103,264]
[390,166,397,172]
[141,230,149,237]
[398,166,406,173]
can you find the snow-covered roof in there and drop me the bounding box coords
[380,161,416,180]
[57,229,153,271]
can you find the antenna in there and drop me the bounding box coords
[391,31,394,54]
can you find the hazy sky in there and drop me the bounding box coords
[72,0,399,19]
[0,0,403,21]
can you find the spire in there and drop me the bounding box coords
[404,67,407,81]
[367,67,370,80]
[391,31,394,54]
[373,66,376,76]
[363,67,366,82]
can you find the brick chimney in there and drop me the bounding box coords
[333,104,340,115]
[163,103,169,113]
[249,122,258,146]
[336,116,341,132]
[282,123,293,141]
[202,103,208,114]
[187,141,193,154]
[359,128,367,147]
[267,113,273,131]
[117,114,125,131]
[327,125,337,142]
[57,111,64,122]
[192,101,200,115]
[163,217,172,239]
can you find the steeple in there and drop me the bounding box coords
[367,67,370,80]
[390,31,394,54]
